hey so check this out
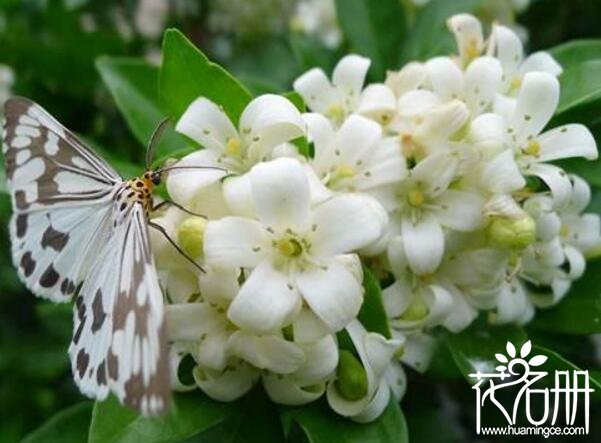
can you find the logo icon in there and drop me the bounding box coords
[469,340,593,437]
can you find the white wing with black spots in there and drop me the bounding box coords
[68,204,170,414]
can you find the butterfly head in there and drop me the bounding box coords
[142,171,162,188]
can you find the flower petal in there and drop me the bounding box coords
[332,54,370,97]
[303,112,336,158]
[481,149,526,193]
[537,124,598,162]
[250,158,311,231]
[447,13,484,63]
[263,374,325,405]
[165,302,225,341]
[468,112,507,155]
[198,265,240,306]
[227,331,306,374]
[488,24,523,77]
[411,152,458,197]
[401,213,445,275]
[294,334,339,382]
[239,94,305,160]
[310,194,387,257]
[527,163,572,208]
[175,97,237,151]
[194,362,258,401]
[397,89,441,117]
[385,62,427,97]
[414,100,469,145]
[295,258,363,332]
[166,149,227,205]
[204,216,268,268]
[228,260,301,333]
[431,190,485,231]
[293,68,339,114]
[464,56,503,114]
[509,72,559,146]
[357,84,397,124]
[425,57,464,101]
[519,51,563,77]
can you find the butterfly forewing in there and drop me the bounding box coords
[3,98,170,414]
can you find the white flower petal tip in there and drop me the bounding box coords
[333,54,371,93]
[447,13,484,61]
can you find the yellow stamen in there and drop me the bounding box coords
[276,238,303,257]
[560,224,570,238]
[510,77,522,93]
[465,38,480,60]
[407,188,425,207]
[399,296,429,321]
[327,104,345,123]
[524,139,541,157]
[225,137,242,156]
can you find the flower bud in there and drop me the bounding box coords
[487,214,536,250]
[399,295,429,321]
[177,216,207,259]
[335,350,368,401]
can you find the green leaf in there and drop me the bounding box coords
[530,258,601,334]
[334,0,406,80]
[549,39,601,69]
[556,60,601,115]
[289,32,340,73]
[96,56,187,159]
[159,29,252,123]
[357,267,391,338]
[185,388,283,443]
[22,402,92,443]
[283,91,307,113]
[400,0,481,62]
[445,319,527,382]
[531,345,601,400]
[285,399,408,443]
[88,393,233,443]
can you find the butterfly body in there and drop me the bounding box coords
[3,98,170,414]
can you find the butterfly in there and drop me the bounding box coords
[2,97,212,414]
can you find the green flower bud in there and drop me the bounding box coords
[177,216,207,259]
[335,350,368,401]
[487,214,536,250]
[399,295,429,321]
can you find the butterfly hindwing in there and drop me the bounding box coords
[68,204,169,414]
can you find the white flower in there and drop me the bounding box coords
[487,23,562,94]
[381,152,485,275]
[472,72,597,207]
[168,94,305,204]
[204,157,388,333]
[424,55,503,115]
[304,113,407,194]
[327,320,406,423]
[290,0,342,48]
[134,0,169,38]
[294,55,394,126]
[383,237,455,331]
[263,309,339,405]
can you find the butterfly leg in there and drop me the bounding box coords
[147,221,206,273]
[152,200,207,218]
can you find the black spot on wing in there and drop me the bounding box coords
[107,352,119,379]
[15,214,28,238]
[73,295,86,345]
[76,349,90,378]
[20,251,36,277]
[41,225,69,251]
[39,264,60,288]
[91,289,106,333]
[97,360,107,386]
[60,278,76,296]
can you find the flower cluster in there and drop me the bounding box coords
[152,13,600,421]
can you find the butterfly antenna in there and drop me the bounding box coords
[146,117,172,170]
[156,165,229,174]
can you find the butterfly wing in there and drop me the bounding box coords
[69,203,170,414]
[3,98,121,301]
